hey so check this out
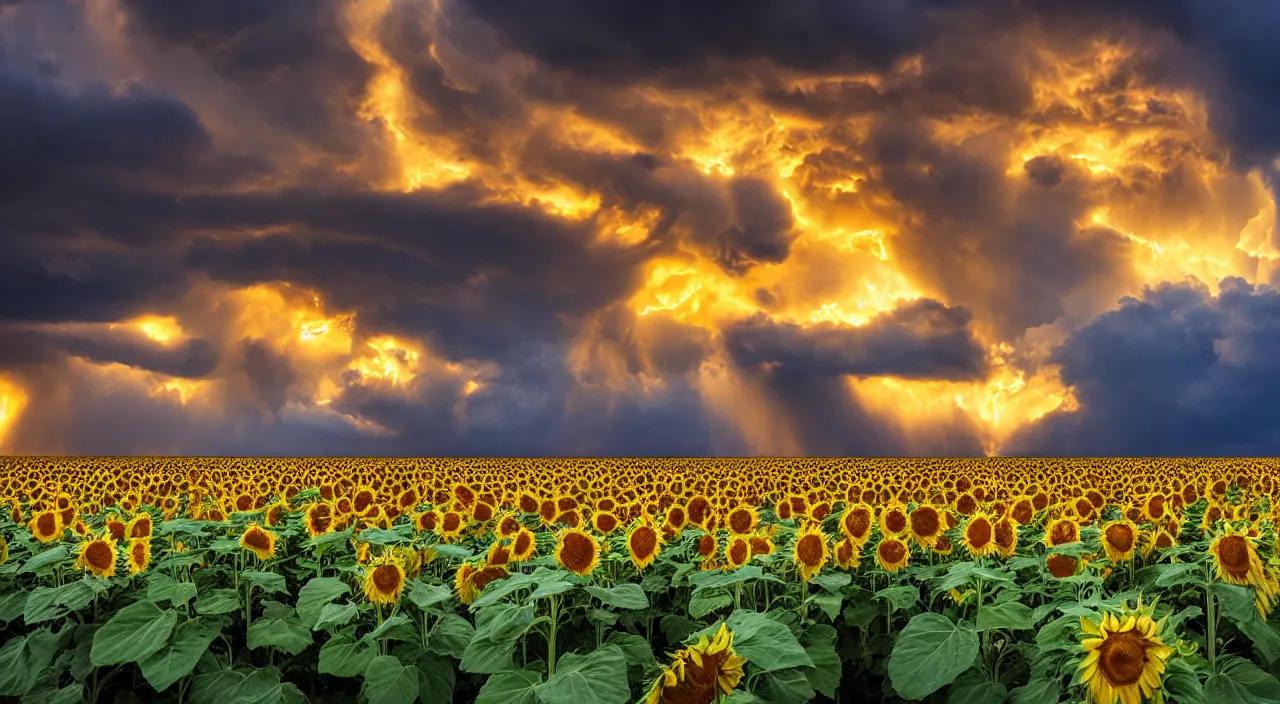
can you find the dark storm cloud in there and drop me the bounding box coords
[724,299,989,381]
[460,0,948,81]
[1009,277,1280,456]
[119,0,374,155]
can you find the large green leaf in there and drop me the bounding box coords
[19,546,69,574]
[295,577,351,628]
[584,584,649,610]
[0,629,67,696]
[722,610,813,672]
[756,668,816,704]
[140,618,224,693]
[536,645,630,704]
[417,651,457,704]
[1212,584,1280,664]
[313,602,359,631]
[23,581,95,624]
[427,613,475,660]
[318,635,376,678]
[1203,656,1280,704]
[0,591,28,625]
[1164,659,1205,704]
[408,581,454,611]
[90,600,178,666]
[875,586,920,614]
[194,588,242,616]
[147,573,199,607]
[887,613,980,701]
[247,616,313,656]
[469,573,535,610]
[1010,679,1061,704]
[689,591,732,619]
[606,632,657,670]
[241,571,288,596]
[360,656,420,704]
[474,670,541,704]
[976,602,1034,632]
[948,669,1007,704]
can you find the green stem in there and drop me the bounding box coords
[1206,564,1218,672]
[548,595,560,678]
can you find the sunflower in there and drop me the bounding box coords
[555,528,600,576]
[126,538,151,575]
[29,510,62,543]
[725,505,758,535]
[875,536,910,573]
[0,535,8,566]
[510,527,538,563]
[591,511,621,535]
[1101,520,1139,564]
[963,513,998,558]
[239,523,278,562]
[644,623,747,704]
[627,521,663,571]
[748,532,775,558]
[724,536,751,570]
[793,525,830,581]
[75,533,117,577]
[305,503,335,538]
[1209,526,1267,589]
[933,533,955,557]
[1009,497,1036,526]
[105,517,128,542]
[363,552,407,605]
[1078,602,1173,704]
[126,513,153,540]
[496,512,522,539]
[1045,517,1081,547]
[834,536,861,570]
[839,503,874,546]
[993,516,1018,558]
[907,505,943,549]
[1046,553,1080,579]
[879,503,909,537]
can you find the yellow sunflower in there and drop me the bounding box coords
[126,538,151,575]
[29,509,62,543]
[510,527,538,563]
[963,513,998,558]
[627,520,663,571]
[907,505,944,549]
[239,523,278,562]
[878,503,909,537]
[1078,602,1173,704]
[834,536,861,570]
[75,533,117,577]
[875,536,910,573]
[644,623,747,704]
[838,503,874,545]
[792,524,830,581]
[1209,526,1267,589]
[555,528,600,576]
[1101,520,1139,564]
[363,552,407,605]
[725,536,751,570]
[453,559,510,606]
[126,513,153,540]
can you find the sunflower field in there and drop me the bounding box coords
[2,458,1280,704]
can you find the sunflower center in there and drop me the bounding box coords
[36,512,57,535]
[1098,630,1150,687]
[1046,554,1077,578]
[243,529,271,551]
[956,495,977,515]
[472,566,506,591]
[837,540,854,564]
[884,509,907,534]
[909,508,939,537]
[728,509,752,534]
[878,539,906,564]
[729,540,749,565]
[372,564,401,592]
[1012,501,1033,525]
[442,513,461,532]
[560,531,597,572]
[796,534,824,566]
[1217,535,1252,576]
[86,541,114,570]
[1049,521,1078,546]
[688,498,710,525]
[630,526,657,558]
[844,509,871,539]
[994,520,1014,549]
[1105,524,1135,552]
[514,531,533,555]
[131,542,147,563]
[966,519,992,548]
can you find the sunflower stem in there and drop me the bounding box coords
[548,594,560,678]
[1206,563,1218,672]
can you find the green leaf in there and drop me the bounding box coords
[296,577,351,628]
[723,610,813,672]
[875,586,920,614]
[427,613,475,660]
[536,645,630,704]
[808,572,851,593]
[1154,562,1204,588]
[140,618,223,693]
[606,632,656,669]
[241,571,288,596]
[948,669,1007,704]
[756,668,816,704]
[356,526,412,546]
[91,600,178,666]
[0,630,66,697]
[804,640,842,699]
[247,616,313,656]
[313,602,359,631]
[24,581,95,624]
[366,613,414,642]
[19,546,69,574]
[469,573,535,610]
[407,581,454,610]
[688,566,780,594]
[977,601,1034,632]
[887,613,980,701]
[147,573,199,607]
[460,605,526,676]
[194,588,242,616]
[1034,614,1080,654]
[1164,658,1205,704]
[584,583,649,610]
[843,601,880,629]
[527,579,576,601]
[417,652,457,704]
[1212,583,1280,664]
[1204,656,1280,704]
[0,591,28,625]
[1010,679,1061,704]
[689,591,732,619]
[360,656,419,704]
[475,670,541,704]
[319,635,376,678]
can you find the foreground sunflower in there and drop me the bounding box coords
[29,510,62,543]
[510,527,538,563]
[555,527,601,576]
[1209,526,1267,589]
[963,513,998,558]
[363,552,407,605]
[645,623,747,704]
[793,524,830,581]
[627,520,663,570]
[75,533,117,577]
[1078,601,1173,704]
[453,559,511,605]
[1101,520,1139,564]
[876,536,910,572]
[239,523,278,562]
[126,538,151,575]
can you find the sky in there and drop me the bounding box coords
[1,0,1279,457]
